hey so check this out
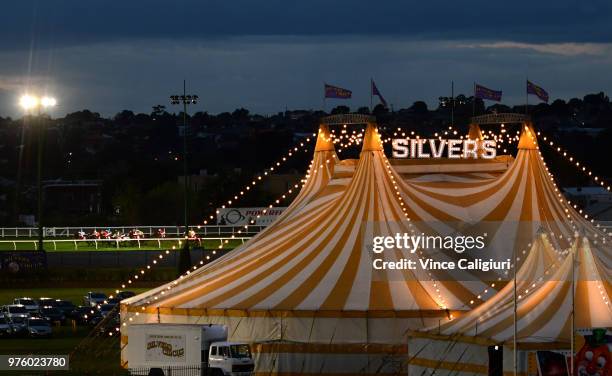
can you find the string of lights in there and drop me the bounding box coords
[114,130,363,332]
[381,124,589,311]
[201,133,317,225]
[111,128,362,311]
[530,127,610,240]
[100,133,323,319]
[113,123,610,334]
[536,131,610,192]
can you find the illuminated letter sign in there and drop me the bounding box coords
[391,138,496,159]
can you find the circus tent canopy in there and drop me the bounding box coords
[406,235,611,376]
[121,115,611,373]
[430,235,611,344]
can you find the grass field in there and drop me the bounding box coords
[0,287,150,305]
[0,327,128,375]
[0,287,151,375]
[0,326,91,354]
[0,330,129,375]
[0,238,246,251]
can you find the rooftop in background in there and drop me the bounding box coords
[470,113,529,125]
[563,186,612,197]
[320,114,375,125]
[563,186,612,221]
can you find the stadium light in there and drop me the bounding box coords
[41,96,57,108]
[18,93,58,254]
[169,81,198,244]
[19,95,57,111]
[19,95,39,110]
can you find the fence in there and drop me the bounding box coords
[0,225,266,239]
[128,365,203,376]
[2,222,609,239]
[46,249,214,268]
[0,237,250,251]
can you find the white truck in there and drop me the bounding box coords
[126,323,254,376]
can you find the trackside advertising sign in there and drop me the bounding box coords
[217,207,287,226]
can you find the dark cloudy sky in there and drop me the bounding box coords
[1,0,612,117]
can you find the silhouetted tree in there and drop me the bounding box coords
[331,105,350,114]
[410,101,428,114]
[372,104,388,116]
[114,110,136,126]
[550,99,569,117]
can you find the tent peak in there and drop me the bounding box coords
[361,123,383,152]
[468,123,484,141]
[315,124,336,152]
[518,122,538,150]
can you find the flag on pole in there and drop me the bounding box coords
[527,80,549,103]
[324,83,352,99]
[474,83,502,102]
[371,80,388,108]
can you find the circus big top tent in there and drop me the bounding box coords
[121,114,611,374]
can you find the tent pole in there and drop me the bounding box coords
[472,82,476,117]
[451,81,455,127]
[513,247,517,376]
[323,82,326,113]
[525,77,529,116]
[370,78,373,112]
[571,243,576,376]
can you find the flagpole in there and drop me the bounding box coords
[370,78,373,113]
[451,81,455,126]
[513,246,518,376]
[525,77,529,116]
[472,82,476,117]
[323,82,326,113]
[571,241,576,376]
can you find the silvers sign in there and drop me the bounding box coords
[391,138,497,159]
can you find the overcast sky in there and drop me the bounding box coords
[1,0,611,117]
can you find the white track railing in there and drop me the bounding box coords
[0,225,265,238]
[0,237,251,251]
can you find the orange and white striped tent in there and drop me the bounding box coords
[121,117,611,374]
[408,235,611,376]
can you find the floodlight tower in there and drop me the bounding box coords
[19,94,57,253]
[170,81,198,236]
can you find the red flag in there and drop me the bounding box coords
[324,83,352,99]
[527,80,549,103]
[371,80,388,108]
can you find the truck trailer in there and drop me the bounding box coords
[125,323,254,376]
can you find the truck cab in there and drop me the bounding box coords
[207,341,254,376]
[125,323,254,376]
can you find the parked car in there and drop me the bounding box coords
[54,300,76,315]
[26,318,52,337]
[28,311,45,320]
[95,316,120,337]
[115,291,135,300]
[0,317,14,337]
[106,297,121,306]
[70,306,102,326]
[67,306,87,321]
[97,304,116,318]
[7,317,28,336]
[83,292,107,307]
[36,297,58,308]
[2,305,30,321]
[12,298,39,312]
[38,306,66,324]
